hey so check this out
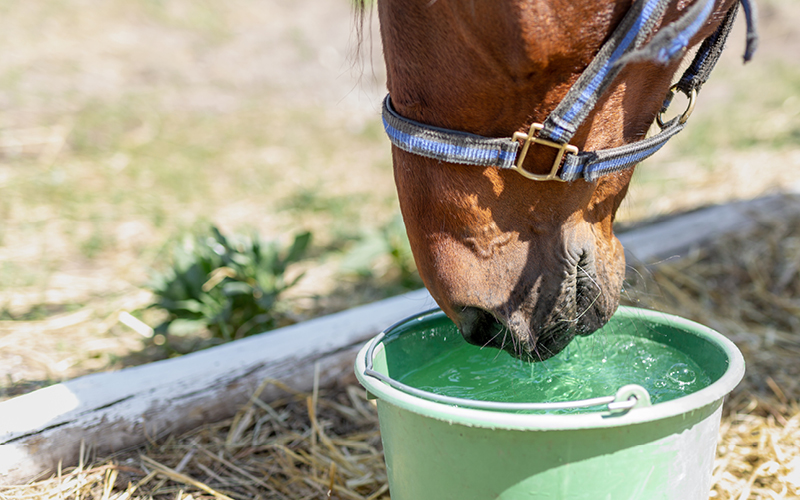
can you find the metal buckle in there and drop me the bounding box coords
[511,123,579,182]
[657,85,697,129]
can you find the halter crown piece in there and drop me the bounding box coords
[381,0,758,182]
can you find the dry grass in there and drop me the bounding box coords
[713,394,800,499]
[0,376,388,500]
[3,203,800,499]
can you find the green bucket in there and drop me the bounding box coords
[354,306,744,500]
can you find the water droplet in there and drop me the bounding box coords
[635,354,656,369]
[446,368,461,383]
[667,363,696,385]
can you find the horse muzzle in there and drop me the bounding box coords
[426,227,625,362]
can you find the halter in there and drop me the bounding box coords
[381,0,758,183]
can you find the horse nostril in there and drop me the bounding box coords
[456,307,505,348]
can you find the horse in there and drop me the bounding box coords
[359,0,757,361]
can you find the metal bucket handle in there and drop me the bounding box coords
[363,329,652,414]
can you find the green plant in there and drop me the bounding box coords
[340,215,422,292]
[148,226,311,345]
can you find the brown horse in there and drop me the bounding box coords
[361,0,756,361]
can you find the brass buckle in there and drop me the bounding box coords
[511,123,579,182]
[656,85,697,129]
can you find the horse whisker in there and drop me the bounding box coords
[573,263,604,321]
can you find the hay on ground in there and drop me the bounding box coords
[1,376,388,500]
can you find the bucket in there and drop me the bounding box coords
[355,306,744,500]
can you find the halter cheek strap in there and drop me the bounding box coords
[381,0,758,183]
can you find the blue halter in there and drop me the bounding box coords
[381,0,758,182]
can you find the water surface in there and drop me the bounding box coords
[393,326,712,413]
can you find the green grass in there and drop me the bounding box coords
[671,61,800,158]
[0,303,83,322]
[2,91,394,258]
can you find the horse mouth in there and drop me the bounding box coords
[457,307,509,352]
[457,307,583,362]
[455,258,613,362]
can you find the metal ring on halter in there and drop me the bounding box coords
[657,85,697,129]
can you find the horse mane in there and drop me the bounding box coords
[353,0,369,45]
[351,0,374,75]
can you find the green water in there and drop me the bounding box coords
[392,326,712,413]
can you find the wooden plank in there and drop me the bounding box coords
[0,288,437,485]
[619,194,797,264]
[1,193,796,485]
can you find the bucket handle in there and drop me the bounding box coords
[363,332,652,414]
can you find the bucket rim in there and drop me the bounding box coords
[354,306,745,431]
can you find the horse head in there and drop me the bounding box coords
[370,0,755,360]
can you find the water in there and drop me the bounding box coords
[392,326,712,414]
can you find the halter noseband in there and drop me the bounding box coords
[381,0,758,183]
